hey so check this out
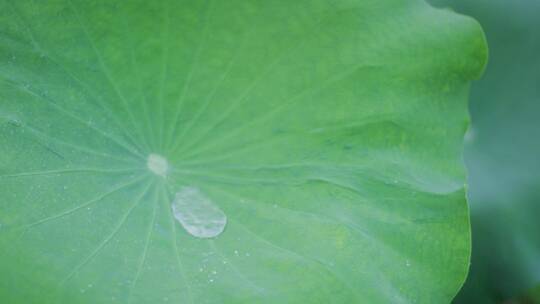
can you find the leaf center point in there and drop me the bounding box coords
[147,153,169,177]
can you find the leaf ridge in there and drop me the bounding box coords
[4,0,146,155]
[18,176,146,232]
[161,183,195,304]
[127,185,160,304]
[60,180,153,285]
[1,78,145,160]
[66,0,152,153]
[165,0,214,151]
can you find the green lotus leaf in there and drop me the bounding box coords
[0,1,486,303]
[429,0,540,303]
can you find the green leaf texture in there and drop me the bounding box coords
[430,0,540,303]
[0,1,486,303]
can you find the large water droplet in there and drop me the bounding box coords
[171,186,227,238]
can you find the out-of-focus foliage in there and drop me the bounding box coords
[430,0,540,303]
[507,285,540,304]
[522,285,540,303]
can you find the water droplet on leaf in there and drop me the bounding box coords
[171,186,227,238]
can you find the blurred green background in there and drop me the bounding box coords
[429,0,540,303]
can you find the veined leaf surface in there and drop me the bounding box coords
[430,0,540,303]
[0,1,486,303]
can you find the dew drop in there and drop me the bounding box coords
[171,186,227,238]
